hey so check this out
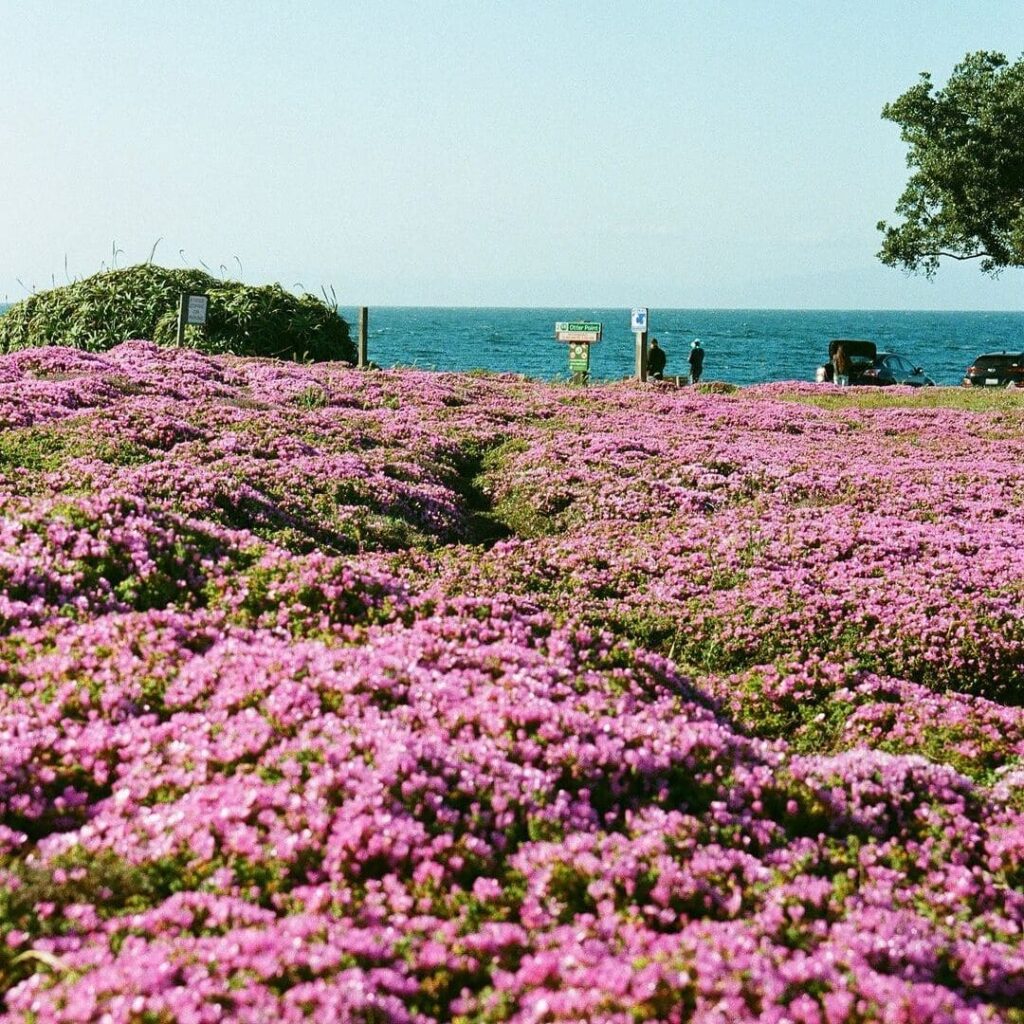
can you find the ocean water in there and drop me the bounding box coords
[354,307,1024,387]
[2,303,1022,386]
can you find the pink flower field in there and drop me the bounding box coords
[1,341,1023,1023]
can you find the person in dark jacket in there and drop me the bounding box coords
[648,338,666,379]
[689,340,705,384]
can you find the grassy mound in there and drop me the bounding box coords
[0,264,354,362]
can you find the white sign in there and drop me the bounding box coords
[556,330,601,343]
[555,320,602,343]
[186,294,209,325]
[631,307,648,332]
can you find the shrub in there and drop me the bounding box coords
[0,264,354,363]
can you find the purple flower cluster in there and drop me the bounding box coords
[0,343,1022,1022]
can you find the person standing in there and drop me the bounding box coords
[833,342,851,387]
[689,340,705,384]
[648,338,667,379]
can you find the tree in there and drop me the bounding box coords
[877,50,1024,277]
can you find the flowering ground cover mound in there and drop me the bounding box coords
[1,343,1023,1022]
[0,266,355,363]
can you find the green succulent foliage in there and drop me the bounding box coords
[878,51,1024,277]
[0,264,354,363]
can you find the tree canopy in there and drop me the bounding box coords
[877,50,1024,277]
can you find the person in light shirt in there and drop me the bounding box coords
[833,342,851,386]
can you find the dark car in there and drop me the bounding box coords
[816,339,934,387]
[962,352,1024,388]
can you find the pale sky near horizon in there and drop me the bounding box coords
[3,1,1024,310]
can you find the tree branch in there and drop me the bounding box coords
[922,250,991,262]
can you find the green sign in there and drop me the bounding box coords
[568,342,590,373]
[555,320,602,343]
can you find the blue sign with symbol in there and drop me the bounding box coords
[631,307,648,332]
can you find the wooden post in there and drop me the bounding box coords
[634,329,648,382]
[176,293,188,347]
[357,306,368,368]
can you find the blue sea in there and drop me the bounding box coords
[347,307,1024,387]
[2,304,1023,386]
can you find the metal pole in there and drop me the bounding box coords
[176,293,188,347]
[357,306,368,368]
[634,329,648,382]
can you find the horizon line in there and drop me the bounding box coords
[332,303,1024,315]
[3,298,1024,316]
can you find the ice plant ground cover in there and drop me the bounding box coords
[1,343,1023,1023]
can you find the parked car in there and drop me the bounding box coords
[815,339,934,387]
[961,352,1024,388]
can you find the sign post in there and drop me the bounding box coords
[357,306,368,368]
[555,321,602,384]
[631,307,649,382]
[176,293,209,347]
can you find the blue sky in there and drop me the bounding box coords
[3,1,1024,309]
